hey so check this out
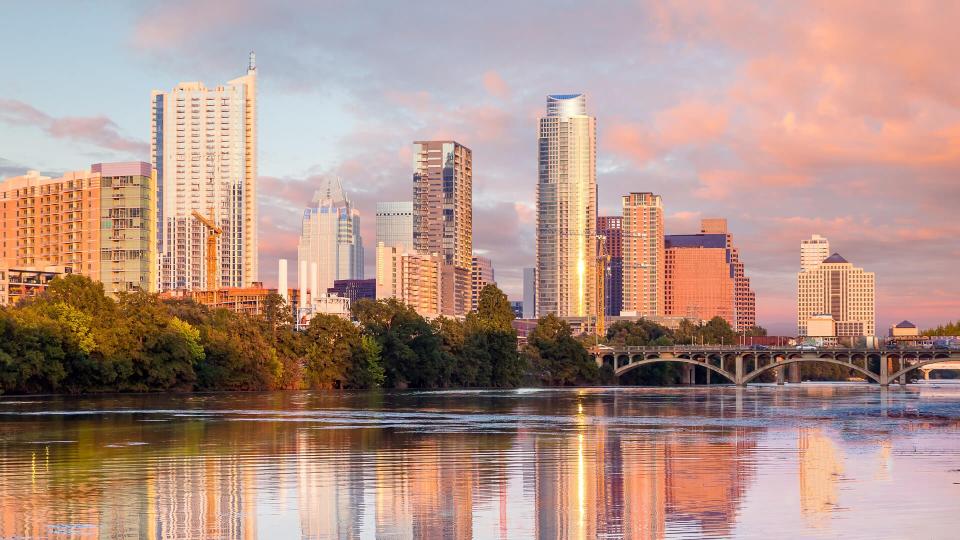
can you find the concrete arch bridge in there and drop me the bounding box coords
[591,345,960,387]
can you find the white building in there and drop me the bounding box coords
[535,94,597,318]
[297,177,363,302]
[152,54,258,290]
[801,234,831,272]
[797,253,876,336]
[376,201,414,249]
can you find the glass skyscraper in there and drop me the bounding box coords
[535,94,597,318]
[297,177,364,299]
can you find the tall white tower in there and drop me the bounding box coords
[151,55,258,290]
[535,94,597,317]
[801,234,830,272]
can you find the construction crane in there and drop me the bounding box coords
[595,234,610,338]
[191,209,222,290]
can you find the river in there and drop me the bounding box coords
[1,384,959,539]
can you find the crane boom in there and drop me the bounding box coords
[191,209,222,290]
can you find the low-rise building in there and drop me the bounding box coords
[0,266,66,306]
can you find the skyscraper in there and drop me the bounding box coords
[801,234,831,271]
[470,255,494,309]
[376,242,443,319]
[535,94,597,318]
[152,54,258,291]
[597,216,623,317]
[413,141,473,316]
[621,193,664,317]
[0,162,157,296]
[702,218,756,330]
[797,253,875,336]
[376,201,414,249]
[297,177,363,299]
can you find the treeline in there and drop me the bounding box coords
[925,321,960,336]
[0,275,601,394]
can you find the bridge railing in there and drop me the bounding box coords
[592,345,948,355]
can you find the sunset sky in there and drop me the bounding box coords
[1,1,958,333]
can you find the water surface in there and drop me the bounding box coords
[1,384,959,539]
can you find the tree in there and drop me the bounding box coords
[463,284,526,387]
[523,314,598,386]
[303,314,361,388]
[197,310,281,391]
[346,335,385,389]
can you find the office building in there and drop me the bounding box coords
[523,267,537,319]
[510,300,524,318]
[376,201,414,249]
[470,255,494,309]
[328,278,376,304]
[621,193,664,317]
[801,234,831,272]
[152,54,257,290]
[535,94,597,318]
[376,242,443,319]
[413,141,472,316]
[797,253,875,336]
[0,162,156,296]
[701,218,756,331]
[297,176,364,301]
[663,219,756,331]
[597,215,623,317]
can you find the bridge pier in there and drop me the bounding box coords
[788,363,802,384]
[735,355,745,387]
[682,364,693,385]
[880,355,889,386]
[776,366,785,385]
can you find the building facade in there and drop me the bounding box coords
[801,234,831,272]
[523,267,537,319]
[328,278,376,304]
[152,54,257,290]
[535,94,597,318]
[376,201,414,249]
[597,215,623,317]
[621,193,664,317]
[0,267,64,307]
[413,141,472,316]
[797,253,875,336]
[663,219,756,332]
[0,162,156,296]
[470,255,494,309]
[297,176,364,301]
[375,242,443,319]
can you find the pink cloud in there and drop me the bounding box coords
[482,70,510,99]
[0,99,148,155]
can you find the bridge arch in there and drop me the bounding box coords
[740,355,880,384]
[888,355,953,382]
[615,357,736,383]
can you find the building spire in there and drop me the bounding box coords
[248,51,256,72]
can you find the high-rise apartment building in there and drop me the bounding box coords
[152,54,258,290]
[0,162,157,296]
[621,193,664,317]
[376,201,414,248]
[597,216,623,317]
[376,242,443,319]
[470,255,494,309]
[663,219,756,331]
[535,94,597,318]
[797,253,875,336]
[297,177,363,299]
[413,141,472,316]
[523,267,537,319]
[801,234,831,271]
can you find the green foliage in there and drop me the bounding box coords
[523,314,599,386]
[925,321,960,336]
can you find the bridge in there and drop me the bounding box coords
[591,345,960,386]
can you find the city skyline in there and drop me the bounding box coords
[1,3,958,333]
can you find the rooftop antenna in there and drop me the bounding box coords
[248,51,256,71]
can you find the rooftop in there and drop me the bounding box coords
[822,253,849,264]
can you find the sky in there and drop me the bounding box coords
[1,1,958,334]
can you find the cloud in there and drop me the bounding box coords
[0,99,148,155]
[482,71,511,100]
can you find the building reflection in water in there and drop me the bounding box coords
[798,428,844,529]
[6,388,954,539]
